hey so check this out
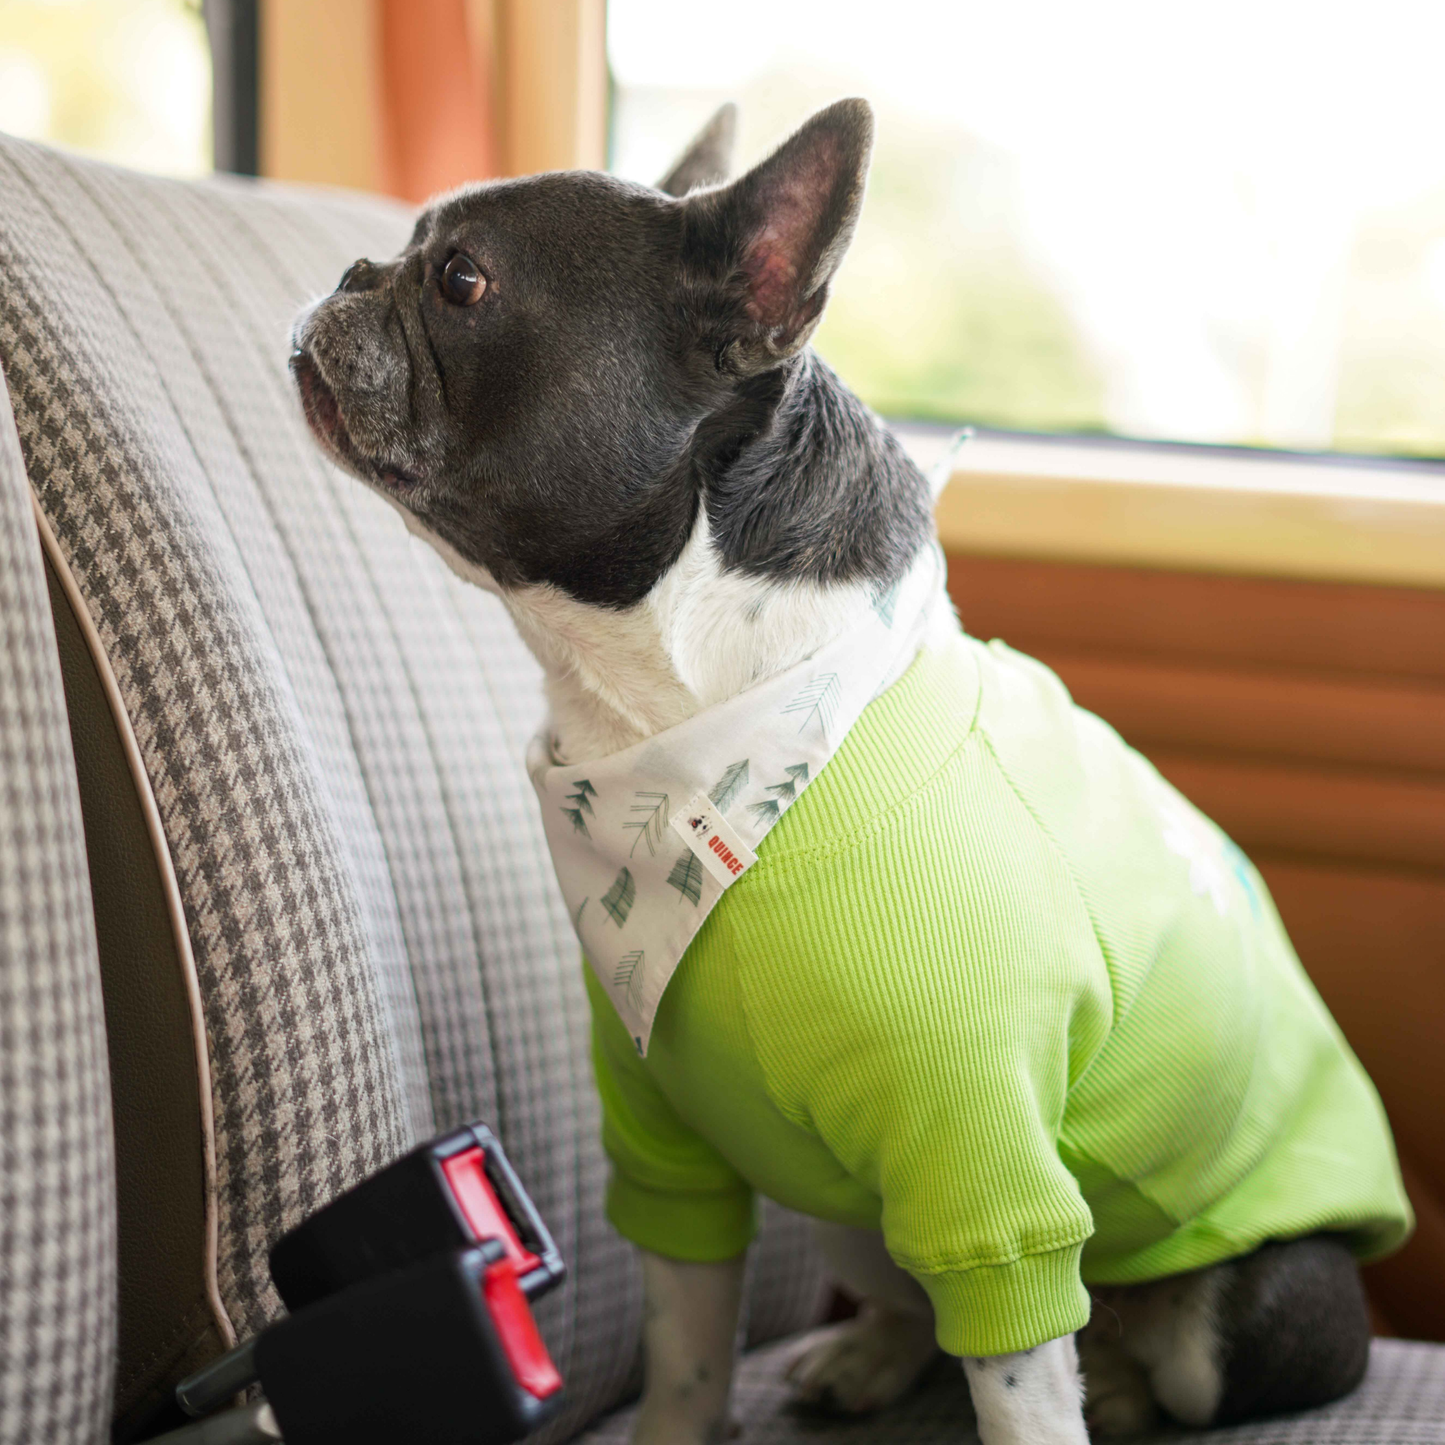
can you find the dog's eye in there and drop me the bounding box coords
[441,253,486,306]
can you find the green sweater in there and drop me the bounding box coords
[586,631,1411,1357]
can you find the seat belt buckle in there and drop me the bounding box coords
[172,1121,566,1444]
[255,1242,563,1445]
[268,1121,565,1309]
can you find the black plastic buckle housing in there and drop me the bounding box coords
[269,1122,565,1309]
[256,1243,563,1445]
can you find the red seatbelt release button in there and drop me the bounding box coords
[482,1258,563,1400]
[442,1147,543,1277]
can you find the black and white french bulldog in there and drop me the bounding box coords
[291,100,1373,1445]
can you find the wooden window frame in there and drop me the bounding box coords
[910,426,1445,591]
[258,0,607,192]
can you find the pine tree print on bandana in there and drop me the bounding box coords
[624,791,670,857]
[709,760,749,812]
[666,852,704,905]
[562,778,597,837]
[748,797,780,826]
[749,762,813,826]
[601,867,636,926]
[769,763,810,803]
[782,674,840,738]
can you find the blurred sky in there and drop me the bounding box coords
[609,0,1445,450]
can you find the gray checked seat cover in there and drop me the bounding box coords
[0,131,1442,1445]
[0,344,117,1445]
[582,1336,1445,1445]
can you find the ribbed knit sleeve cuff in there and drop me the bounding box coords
[605,1170,756,1263]
[915,1244,1091,1357]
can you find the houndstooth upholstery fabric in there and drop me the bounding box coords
[0,132,825,1439]
[579,1338,1445,1445]
[0,377,117,1441]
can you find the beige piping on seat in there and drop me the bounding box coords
[31,492,235,1353]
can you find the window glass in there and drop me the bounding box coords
[608,1,1445,457]
[0,0,211,178]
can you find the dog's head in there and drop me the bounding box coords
[290,99,874,608]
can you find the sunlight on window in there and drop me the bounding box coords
[609,0,1445,458]
[0,0,211,178]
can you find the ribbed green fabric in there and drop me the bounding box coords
[587,631,1412,1358]
[917,1246,1089,1358]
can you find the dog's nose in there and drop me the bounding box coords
[337,258,384,295]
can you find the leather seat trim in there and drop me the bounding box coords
[31,492,234,1354]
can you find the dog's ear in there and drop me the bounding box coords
[681,97,873,377]
[658,103,738,196]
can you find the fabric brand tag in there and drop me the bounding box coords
[671,793,757,889]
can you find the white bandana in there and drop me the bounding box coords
[527,540,954,1055]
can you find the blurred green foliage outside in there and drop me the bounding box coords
[811,116,1107,432]
[706,71,1108,437]
[618,64,1445,460]
[0,0,210,178]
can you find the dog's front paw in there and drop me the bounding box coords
[1078,1335,1159,1439]
[1083,1371,1158,1439]
[783,1305,939,1415]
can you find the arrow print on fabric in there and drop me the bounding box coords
[666,850,704,905]
[624,791,670,857]
[782,673,840,738]
[601,867,636,926]
[613,950,646,1013]
[708,760,750,812]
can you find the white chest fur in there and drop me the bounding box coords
[499,510,874,763]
